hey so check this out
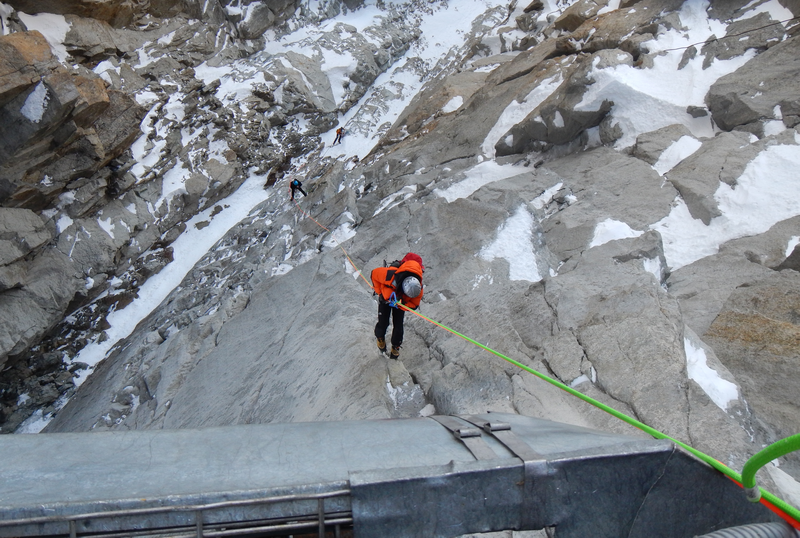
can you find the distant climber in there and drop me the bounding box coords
[370,253,424,359]
[333,127,344,145]
[290,178,306,201]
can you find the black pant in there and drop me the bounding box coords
[375,301,405,348]
[291,186,306,198]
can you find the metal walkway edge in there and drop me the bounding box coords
[0,414,782,538]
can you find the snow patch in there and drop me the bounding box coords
[97,217,115,240]
[434,161,524,202]
[20,83,49,123]
[785,236,800,258]
[373,185,417,216]
[653,143,800,270]
[482,74,562,158]
[442,95,463,114]
[653,135,702,176]
[16,12,70,62]
[480,205,541,282]
[684,337,738,411]
[56,214,73,234]
[590,218,643,248]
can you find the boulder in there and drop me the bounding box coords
[667,131,760,224]
[486,38,560,85]
[668,215,800,336]
[553,0,603,33]
[0,208,51,266]
[632,124,693,165]
[707,35,800,132]
[0,31,57,108]
[62,15,138,62]
[281,51,337,114]
[493,50,633,156]
[384,69,489,143]
[567,0,686,56]
[222,0,299,39]
[0,62,139,210]
[235,2,275,40]
[91,89,146,165]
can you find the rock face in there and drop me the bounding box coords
[704,271,800,444]
[0,0,430,431]
[1,0,799,507]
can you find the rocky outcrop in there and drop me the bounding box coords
[707,35,800,134]
[0,0,430,431]
[4,0,138,28]
[3,0,300,32]
[223,0,300,40]
[0,32,145,209]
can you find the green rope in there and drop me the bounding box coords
[742,433,800,503]
[400,303,800,525]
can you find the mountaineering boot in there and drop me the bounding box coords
[376,337,386,353]
[390,346,400,359]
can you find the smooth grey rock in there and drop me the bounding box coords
[544,232,690,439]
[0,249,81,367]
[541,330,586,384]
[668,252,773,337]
[10,1,799,499]
[0,208,51,265]
[0,262,26,291]
[540,147,677,262]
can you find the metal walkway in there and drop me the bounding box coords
[0,413,781,537]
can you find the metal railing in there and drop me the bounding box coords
[0,488,352,538]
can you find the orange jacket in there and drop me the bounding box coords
[371,259,424,309]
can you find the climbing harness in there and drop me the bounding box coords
[290,198,800,528]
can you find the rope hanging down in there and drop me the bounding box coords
[290,199,800,528]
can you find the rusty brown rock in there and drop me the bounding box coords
[0,31,55,107]
[705,271,800,442]
[4,0,136,28]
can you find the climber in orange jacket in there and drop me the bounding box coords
[370,253,424,359]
